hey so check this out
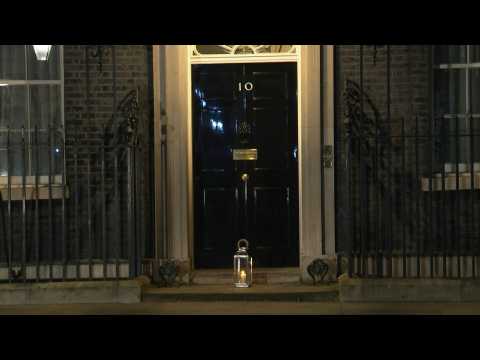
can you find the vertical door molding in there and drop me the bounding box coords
[152,45,163,261]
[163,45,191,272]
[322,45,336,256]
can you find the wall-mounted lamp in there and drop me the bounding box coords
[33,45,53,61]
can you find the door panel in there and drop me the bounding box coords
[193,62,298,269]
[252,107,289,169]
[198,187,239,266]
[251,186,288,247]
[197,68,239,100]
[198,104,235,172]
[251,73,288,100]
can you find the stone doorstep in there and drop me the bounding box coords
[191,268,301,285]
[0,280,142,305]
[142,284,339,302]
[339,274,480,303]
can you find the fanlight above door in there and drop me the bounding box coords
[192,45,297,56]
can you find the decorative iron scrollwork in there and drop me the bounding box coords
[343,79,383,144]
[342,77,438,249]
[117,88,140,147]
[157,260,177,287]
[307,258,329,285]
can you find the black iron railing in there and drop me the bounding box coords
[0,122,150,283]
[0,45,156,283]
[335,45,480,279]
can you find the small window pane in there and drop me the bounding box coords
[195,45,230,55]
[0,150,6,176]
[0,85,27,129]
[255,45,294,53]
[470,45,480,63]
[27,45,60,80]
[0,134,25,176]
[434,69,467,115]
[30,85,62,129]
[0,45,26,80]
[0,131,18,147]
[471,69,480,114]
[455,118,470,163]
[440,116,471,164]
[434,45,467,65]
[35,132,63,175]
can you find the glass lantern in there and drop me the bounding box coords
[233,239,253,288]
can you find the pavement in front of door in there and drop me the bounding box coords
[2,301,480,315]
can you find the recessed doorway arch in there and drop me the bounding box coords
[153,45,335,282]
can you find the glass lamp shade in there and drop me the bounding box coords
[33,45,52,61]
[233,239,253,288]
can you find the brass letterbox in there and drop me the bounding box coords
[233,149,258,161]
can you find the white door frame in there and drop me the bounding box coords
[152,45,335,282]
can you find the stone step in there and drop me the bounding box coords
[338,274,480,303]
[0,280,142,305]
[191,268,301,285]
[142,284,339,302]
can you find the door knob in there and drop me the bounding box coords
[241,173,249,182]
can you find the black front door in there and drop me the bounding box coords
[192,62,298,269]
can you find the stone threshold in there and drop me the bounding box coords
[191,267,301,285]
[0,279,142,305]
[339,274,480,302]
[143,284,339,302]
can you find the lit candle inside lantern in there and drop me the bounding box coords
[240,270,246,283]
